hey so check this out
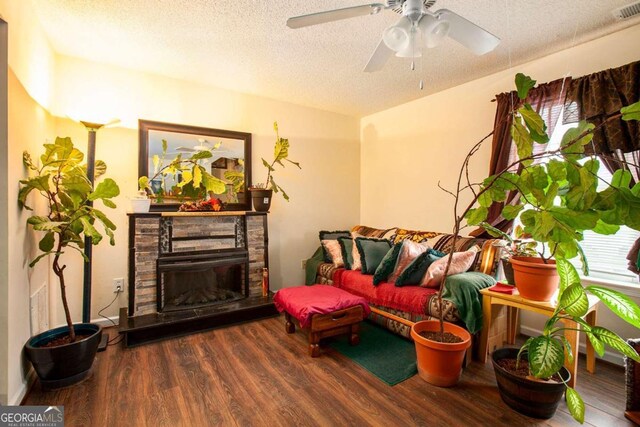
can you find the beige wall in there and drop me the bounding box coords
[360,23,640,361]
[49,55,360,327]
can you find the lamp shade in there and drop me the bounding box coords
[382,16,412,52]
[420,14,450,48]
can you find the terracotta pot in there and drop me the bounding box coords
[250,188,272,212]
[510,256,559,302]
[492,347,570,419]
[410,320,471,387]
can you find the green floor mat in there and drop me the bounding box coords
[328,321,417,386]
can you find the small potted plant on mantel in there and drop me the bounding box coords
[135,139,227,212]
[19,137,120,388]
[411,73,640,424]
[249,121,301,212]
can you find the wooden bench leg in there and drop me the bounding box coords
[309,332,320,357]
[285,312,295,334]
[349,323,360,346]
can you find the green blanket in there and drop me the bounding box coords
[305,246,325,285]
[441,272,496,334]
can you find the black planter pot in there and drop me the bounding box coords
[25,323,102,389]
[502,259,515,284]
[250,188,273,212]
[491,347,570,419]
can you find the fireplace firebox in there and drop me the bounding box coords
[157,250,249,313]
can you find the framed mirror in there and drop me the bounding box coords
[139,120,252,211]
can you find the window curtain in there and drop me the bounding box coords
[472,78,569,238]
[563,60,640,275]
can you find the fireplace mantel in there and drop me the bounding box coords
[120,211,276,346]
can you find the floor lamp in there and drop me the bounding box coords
[80,120,116,351]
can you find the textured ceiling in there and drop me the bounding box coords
[32,0,640,117]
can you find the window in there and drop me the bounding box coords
[534,113,640,284]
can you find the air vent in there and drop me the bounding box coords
[612,1,640,20]
[392,0,437,14]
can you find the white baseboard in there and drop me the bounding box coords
[90,316,119,328]
[8,368,35,406]
[519,325,624,366]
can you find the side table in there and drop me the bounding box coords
[479,288,599,388]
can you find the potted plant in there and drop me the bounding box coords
[488,225,538,285]
[435,73,640,422]
[137,138,227,211]
[19,137,120,388]
[249,121,301,212]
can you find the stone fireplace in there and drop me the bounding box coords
[119,211,276,346]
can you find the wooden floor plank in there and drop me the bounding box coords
[22,316,633,426]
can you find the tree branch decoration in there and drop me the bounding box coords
[252,121,301,201]
[20,137,120,342]
[437,73,640,423]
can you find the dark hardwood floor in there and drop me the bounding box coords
[23,316,632,426]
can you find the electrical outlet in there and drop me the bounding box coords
[113,278,124,294]
[301,259,307,270]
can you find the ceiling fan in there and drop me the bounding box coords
[286,0,500,72]
[177,139,226,153]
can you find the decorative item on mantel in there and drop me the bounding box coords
[250,121,301,212]
[178,198,223,212]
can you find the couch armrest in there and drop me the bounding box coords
[478,239,500,275]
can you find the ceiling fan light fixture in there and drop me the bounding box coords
[420,15,450,48]
[382,16,412,52]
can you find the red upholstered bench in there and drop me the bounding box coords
[274,285,371,357]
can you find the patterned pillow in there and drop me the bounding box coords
[321,239,345,268]
[388,240,430,283]
[373,243,403,285]
[319,230,351,262]
[392,228,442,244]
[421,246,480,288]
[396,249,445,286]
[351,225,397,239]
[338,237,354,270]
[355,237,392,275]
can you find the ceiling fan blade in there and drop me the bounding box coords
[435,9,500,55]
[363,38,394,72]
[287,3,385,29]
[176,146,197,152]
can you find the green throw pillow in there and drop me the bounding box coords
[396,249,445,286]
[338,237,354,270]
[319,230,351,262]
[355,237,392,275]
[373,243,403,285]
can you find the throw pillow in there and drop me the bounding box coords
[319,230,351,262]
[421,246,480,288]
[351,232,389,271]
[338,237,354,270]
[321,239,345,268]
[395,249,446,286]
[372,243,403,285]
[388,240,430,284]
[355,237,392,275]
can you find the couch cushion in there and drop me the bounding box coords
[319,230,351,262]
[335,270,437,315]
[373,243,403,285]
[355,237,392,274]
[396,249,445,286]
[338,237,354,270]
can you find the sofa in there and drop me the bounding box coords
[306,225,500,340]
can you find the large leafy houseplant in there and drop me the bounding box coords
[251,121,301,201]
[19,137,120,342]
[137,139,227,202]
[436,73,640,422]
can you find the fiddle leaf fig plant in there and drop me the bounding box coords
[20,137,120,342]
[437,73,640,423]
[252,121,301,201]
[138,139,227,201]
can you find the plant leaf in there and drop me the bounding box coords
[465,207,488,226]
[193,166,203,189]
[261,158,275,172]
[39,232,55,252]
[80,217,102,244]
[29,251,56,268]
[501,204,524,220]
[558,284,589,318]
[559,335,574,365]
[515,73,536,100]
[519,104,547,140]
[565,387,585,424]
[528,336,565,379]
[590,326,640,362]
[586,285,640,328]
[511,120,533,165]
[621,101,640,121]
[88,178,120,201]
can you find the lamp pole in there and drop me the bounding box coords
[80,121,104,323]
